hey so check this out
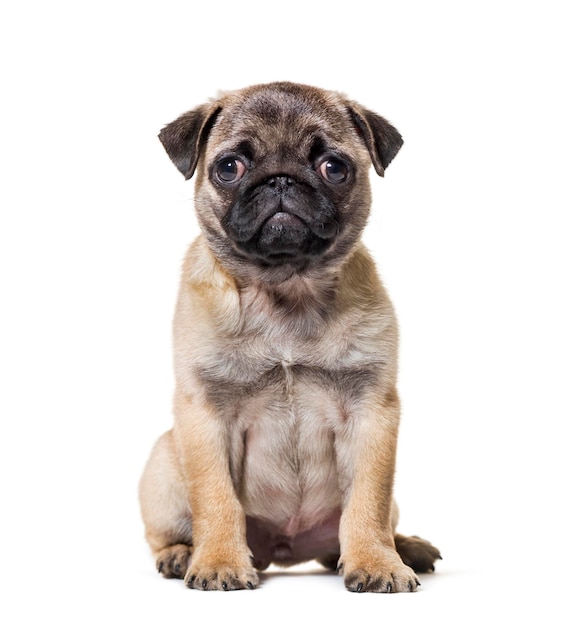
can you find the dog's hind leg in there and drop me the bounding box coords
[394,534,442,573]
[139,430,193,578]
[390,500,441,573]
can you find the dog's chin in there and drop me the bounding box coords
[236,211,334,270]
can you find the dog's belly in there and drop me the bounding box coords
[232,365,343,537]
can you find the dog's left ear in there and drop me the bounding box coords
[159,102,222,179]
[346,103,403,177]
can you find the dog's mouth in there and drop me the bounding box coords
[248,210,337,266]
[260,211,311,257]
[221,178,340,267]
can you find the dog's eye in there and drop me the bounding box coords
[318,158,348,184]
[215,158,246,184]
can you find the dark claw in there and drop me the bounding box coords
[416,578,421,587]
[247,581,255,590]
[157,561,164,574]
[356,582,363,592]
[386,582,393,593]
[174,563,181,574]
[222,581,228,591]
[408,581,414,592]
[201,579,207,589]
[187,575,195,589]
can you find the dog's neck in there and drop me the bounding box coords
[238,267,339,332]
[187,235,364,338]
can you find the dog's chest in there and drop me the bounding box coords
[229,355,345,533]
[199,311,377,411]
[212,319,375,533]
[192,283,383,532]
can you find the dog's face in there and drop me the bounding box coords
[159,82,403,282]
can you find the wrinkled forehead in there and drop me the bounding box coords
[206,86,360,159]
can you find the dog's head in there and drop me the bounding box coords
[159,82,402,282]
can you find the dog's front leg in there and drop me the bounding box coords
[174,391,258,591]
[338,388,420,593]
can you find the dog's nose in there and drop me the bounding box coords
[266,175,295,191]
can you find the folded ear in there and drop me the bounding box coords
[346,103,403,177]
[158,103,222,179]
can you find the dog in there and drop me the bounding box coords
[139,81,441,592]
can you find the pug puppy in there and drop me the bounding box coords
[139,82,440,593]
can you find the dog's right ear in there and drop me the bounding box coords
[158,103,222,179]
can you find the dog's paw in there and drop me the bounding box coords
[155,544,192,579]
[185,552,259,591]
[394,534,442,573]
[338,547,420,593]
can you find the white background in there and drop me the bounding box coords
[1,1,561,623]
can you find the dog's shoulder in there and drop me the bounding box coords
[174,235,242,335]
